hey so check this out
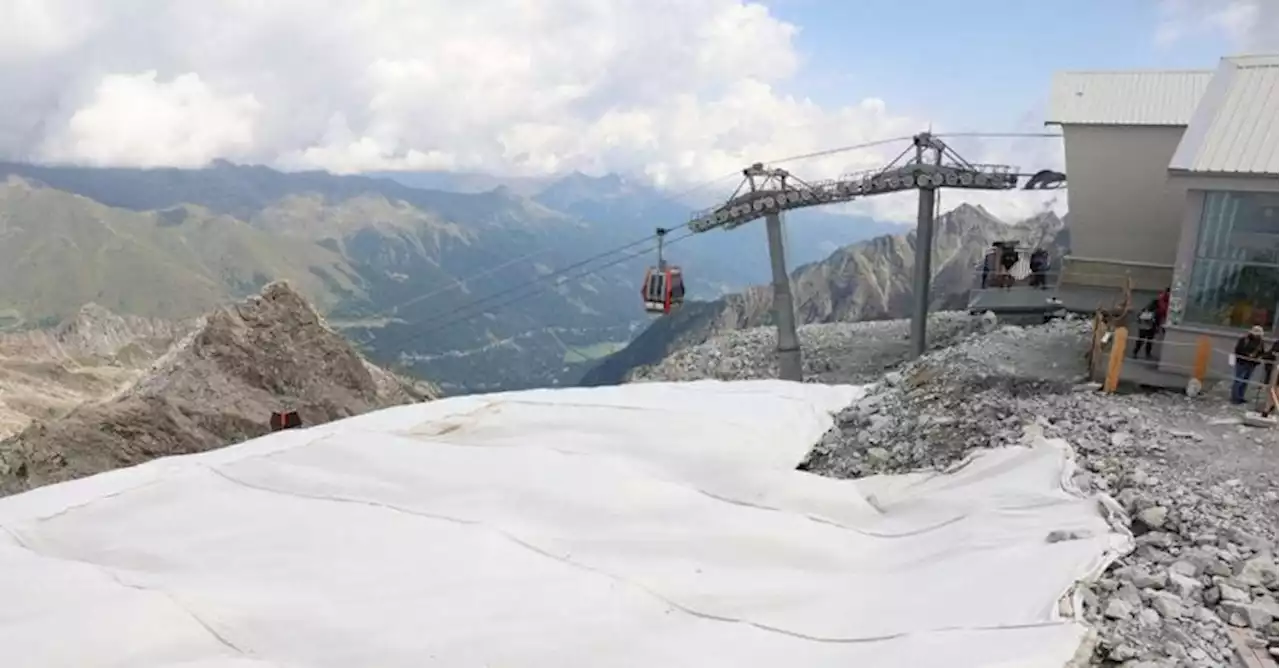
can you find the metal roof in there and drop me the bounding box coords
[1169,54,1279,176]
[1045,70,1212,126]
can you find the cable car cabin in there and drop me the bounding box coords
[642,266,685,315]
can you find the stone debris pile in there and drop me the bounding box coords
[631,313,980,385]
[637,315,1280,667]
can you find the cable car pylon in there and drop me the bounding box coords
[639,130,1064,380]
[744,164,804,383]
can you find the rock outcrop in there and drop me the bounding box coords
[0,282,438,496]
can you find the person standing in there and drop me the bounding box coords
[1230,325,1266,405]
[1263,339,1278,386]
[998,243,1019,288]
[1028,248,1049,289]
[1132,299,1160,360]
[1155,287,1170,326]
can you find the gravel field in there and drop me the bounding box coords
[630,313,982,385]
[637,314,1279,668]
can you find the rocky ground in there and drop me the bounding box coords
[0,305,191,439]
[638,314,1279,667]
[630,313,983,384]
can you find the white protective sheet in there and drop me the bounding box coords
[0,379,1129,668]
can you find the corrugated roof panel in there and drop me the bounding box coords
[1171,55,1279,176]
[1047,70,1212,126]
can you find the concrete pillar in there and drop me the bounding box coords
[765,212,803,381]
[910,186,937,358]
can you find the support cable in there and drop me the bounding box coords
[376,229,700,353]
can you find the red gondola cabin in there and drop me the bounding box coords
[641,266,684,315]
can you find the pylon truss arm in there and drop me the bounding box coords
[683,132,1062,233]
[1023,169,1067,190]
[688,163,1019,233]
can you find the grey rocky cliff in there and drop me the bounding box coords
[0,281,439,496]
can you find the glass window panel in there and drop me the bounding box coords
[1184,259,1277,329]
[1184,191,1279,330]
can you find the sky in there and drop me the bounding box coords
[1,0,1276,223]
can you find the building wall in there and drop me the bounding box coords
[1167,174,1279,330]
[1160,173,1279,378]
[1061,125,1188,265]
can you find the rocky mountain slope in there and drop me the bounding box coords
[0,282,437,496]
[0,161,904,393]
[0,175,361,328]
[0,304,193,439]
[581,204,1068,386]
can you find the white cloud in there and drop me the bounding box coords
[1156,0,1279,52]
[1,0,1061,223]
[0,0,98,61]
[39,71,261,168]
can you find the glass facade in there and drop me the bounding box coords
[1183,190,1279,330]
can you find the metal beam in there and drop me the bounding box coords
[764,212,803,381]
[689,162,1018,233]
[910,186,937,358]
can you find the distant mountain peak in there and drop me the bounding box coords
[533,170,644,210]
[944,202,1002,223]
[562,169,624,186]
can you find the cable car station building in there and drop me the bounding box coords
[1045,54,1278,376]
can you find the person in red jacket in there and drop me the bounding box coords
[1155,287,1170,327]
[1132,288,1172,360]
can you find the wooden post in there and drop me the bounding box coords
[1087,311,1104,380]
[1191,336,1211,381]
[1104,327,1128,393]
[1258,371,1278,417]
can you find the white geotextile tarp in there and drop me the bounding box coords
[0,379,1130,668]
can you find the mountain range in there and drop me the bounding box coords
[580,204,1069,386]
[0,161,905,394]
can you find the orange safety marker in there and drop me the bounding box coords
[1191,336,1211,382]
[1104,327,1128,393]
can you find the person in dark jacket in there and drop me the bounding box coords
[1231,325,1267,404]
[998,243,1019,288]
[1132,299,1160,360]
[1132,287,1172,361]
[1263,339,1278,387]
[1028,248,1049,288]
